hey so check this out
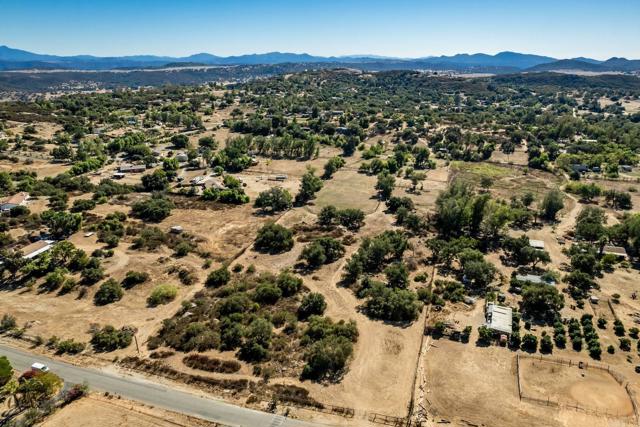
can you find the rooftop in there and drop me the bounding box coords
[1,192,29,206]
[485,303,512,335]
[529,239,545,249]
[20,240,54,259]
[603,245,628,257]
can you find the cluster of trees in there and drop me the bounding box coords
[299,237,345,269]
[317,205,365,230]
[153,268,356,380]
[341,231,421,322]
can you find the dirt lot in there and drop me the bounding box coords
[42,395,220,427]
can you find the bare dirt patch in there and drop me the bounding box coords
[41,394,221,427]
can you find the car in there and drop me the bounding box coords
[31,362,49,373]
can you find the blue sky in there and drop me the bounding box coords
[2,0,639,59]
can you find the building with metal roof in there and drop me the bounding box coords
[484,303,513,335]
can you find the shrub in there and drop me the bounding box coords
[183,355,241,373]
[0,356,12,387]
[276,271,303,296]
[477,326,493,344]
[298,293,327,319]
[302,335,353,380]
[540,335,553,353]
[253,283,282,305]
[620,337,632,351]
[43,268,68,291]
[148,284,178,306]
[254,222,294,253]
[121,271,150,289]
[521,334,538,352]
[90,325,133,352]
[614,319,625,336]
[56,339,86,355]
[206,266,231,287]
[94,279,124,306]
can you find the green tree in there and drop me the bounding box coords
[141,169,169,192]
[254,187,293,213]
[375,172,395,200]
[131,195,174,222]
[540,189,564,221]
[521,284,564,320]
[0,356,12,387]
[94,279,124,305]
[41,210,82,238]
[254,222,294,253]
[295,168,323,204]
[171,134,190,149]
[298,293,327,319]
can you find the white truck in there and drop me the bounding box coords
[30,362,49,373]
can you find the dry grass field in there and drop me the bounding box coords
[42,395,220,427]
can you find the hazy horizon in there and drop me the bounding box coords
[2,0,640,60]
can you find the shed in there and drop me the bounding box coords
[176,152,189,162]
[602,245,628,259]
[529,239,545,250]
[485,303,513,335]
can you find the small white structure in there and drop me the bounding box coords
[529,239,545,250]
[485,303,513,335]
[0,192,29,212]
[176,152,189,162]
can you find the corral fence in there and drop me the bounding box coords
[516,354,637,422]
[518,353,625,385]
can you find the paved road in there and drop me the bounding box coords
[0,344,321,427]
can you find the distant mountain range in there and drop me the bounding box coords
[1,45,639,74]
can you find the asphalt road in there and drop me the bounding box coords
[0,343,321,427]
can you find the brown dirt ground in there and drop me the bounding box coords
[41,394,220,427]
